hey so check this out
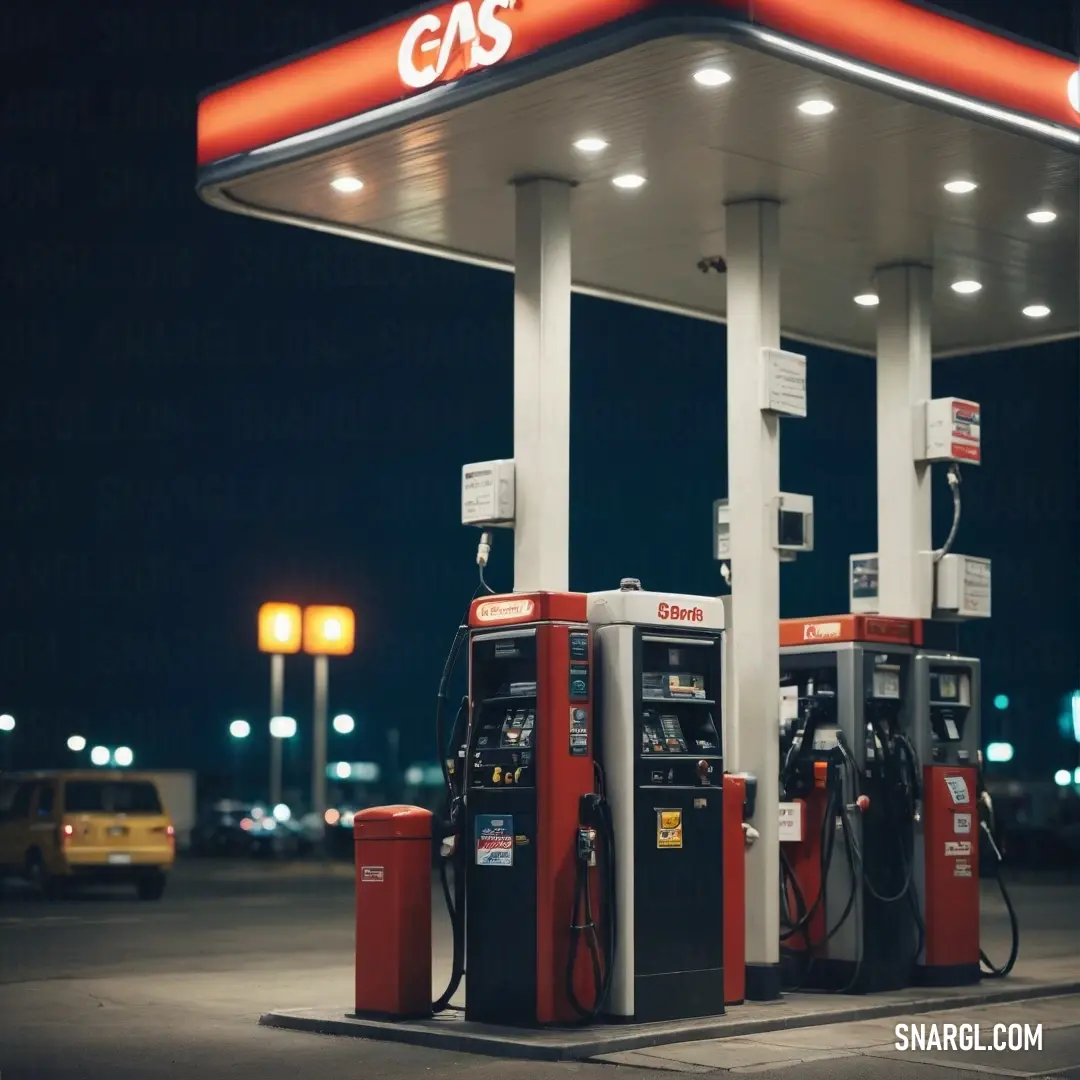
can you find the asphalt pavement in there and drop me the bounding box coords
[0,860,1078,1080]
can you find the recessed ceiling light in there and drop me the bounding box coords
[1022,304,1051,318]
[798,99,834,116]
[693,67,732,88]
[854,294,880,307]
[612,174,646,190]
[951,280,982,295]
[330,177,364,193]
[944,179,978,194]
[1027,209,1057,224]
[574,137,608,153]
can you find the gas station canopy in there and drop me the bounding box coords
[196,0,1079,358]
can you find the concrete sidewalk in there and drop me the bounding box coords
[257,871,1080,1061]
[262,951,1080,1061]
[597,994,1080,1075]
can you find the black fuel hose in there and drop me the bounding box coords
[780,762,864,992]
[979,820,1019,978]
[431,589,483,1014]
[566,794,616,1024]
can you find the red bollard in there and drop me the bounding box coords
[354,805,432,1018]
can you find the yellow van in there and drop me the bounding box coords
[0,770,175,899]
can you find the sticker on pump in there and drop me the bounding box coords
[944,776,970,804]
[953,813,972,834]
[657,810,683,849]
[778,802,803,842]
[954,859,973,878]
[945,841,972,857]
[475,814,514,867]
[812,728,839,752]
[360,866,385,882]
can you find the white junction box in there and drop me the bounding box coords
[760,347,808,418]
[935,553,991,619]
[774,492,814,559]
[715,493,814,562]
[917,397,981,464]
[461,459,515,527]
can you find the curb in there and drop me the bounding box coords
[259,978,1080,1062]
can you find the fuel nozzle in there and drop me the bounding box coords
[577,827,597,866]
[847,794,870,814]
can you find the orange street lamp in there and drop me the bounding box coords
[303,605,355,657]
[303,605,355,821]
[258,602,302,807]
[258,602,303,654]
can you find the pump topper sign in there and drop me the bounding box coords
[398,0,516,90]
[474,597,536,624]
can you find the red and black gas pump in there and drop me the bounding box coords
[912,647,1017,983]
[455,591,614,1025]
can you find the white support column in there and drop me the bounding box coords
[725,199,782,999]
[513,179,572,593]
[876,264,933,618]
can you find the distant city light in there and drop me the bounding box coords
[335,761,352,779]
[324,808,341,825]
[332,713,355,735]
[229,719,251,739]
[1075,768,1080,786]
[90,745,111,766]
[1072,691,1080,743]
[272,803,291,822]
[992,694,1009,711]
[269,716,297,739]
[113,746,134,767]
[985,742,1013,763]
[1054,769,1072,787]
[67,734,87,752]
[0,714,14,732]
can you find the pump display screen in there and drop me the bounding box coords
[643,672,706,699]
[937,673,958,700]
[871,666,901,700]
[642,711,687,753]
[471,703,535,788]
[499,708,535,749]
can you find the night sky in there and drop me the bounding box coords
[4,1,1078,795]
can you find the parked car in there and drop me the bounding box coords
[0,770,175,899]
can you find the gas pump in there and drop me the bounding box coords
[777,615,923,993]
[459,591,613,1025]
[910,652,1007,984]
[588,580,728,1022]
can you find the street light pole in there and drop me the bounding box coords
[270,653,285,808]
[258,603,302,808]
[302,605,355,824]
[312,655,329,821]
